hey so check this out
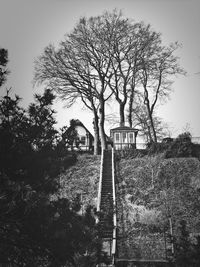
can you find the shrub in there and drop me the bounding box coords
[165,132,194,158]
[175,220,200,267]
[115,147,147,160]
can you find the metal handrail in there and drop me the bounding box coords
[96,148,117,265]
[111,147,117,265]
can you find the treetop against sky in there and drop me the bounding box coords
[0,0,200,136]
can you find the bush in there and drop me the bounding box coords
[147,142,171,155]
[145,132,200,160]
[165,132,194,158]
[175,220,200,267]
[115,147,147,160]
[0,90,105,266]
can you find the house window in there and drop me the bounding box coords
[129,133,133,143]
[122,132,126,143]
[115,133,120,143]
[80,136,86,145]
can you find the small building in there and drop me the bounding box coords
[66,119,94,151]
[110,125,138,150]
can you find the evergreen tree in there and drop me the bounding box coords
[0,48,9,87]
[0,90,103,266]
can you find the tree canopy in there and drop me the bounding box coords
[0,48,9,87]
[34,10,184,148]
[0,89,104,266]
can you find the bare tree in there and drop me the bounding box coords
[132,101,169,143]
[106,20,184,133]
[107,17,135,126]
[34,45,101,154]
[34,13,118,152]
[34,10,185,149]
[127,24,157,128]
[106,17,146,127]
[138,40,185,143]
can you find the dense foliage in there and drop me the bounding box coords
[0,48,9,87]
[145,132,196,158]
[175,220,200,267]
[117,132,200,161]
[0,90,103,266]
[56,154,100,209]
[116,155,200,265]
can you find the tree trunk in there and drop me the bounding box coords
[99,96,107,150]
[119,102,125,127]
[147,124,153,143]
[146,102,157,143]
[93,111,100,155]
[128,92,134,128]
[149,113,157,143]
[128,79,136,128]
[128,104,132,128]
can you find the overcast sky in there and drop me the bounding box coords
[0,0,200,137]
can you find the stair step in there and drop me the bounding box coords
[99,224,113,228]
[99,151,114,240]
[100,233,113,238]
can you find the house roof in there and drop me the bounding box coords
[67,119,94,140]
[110,125,139,132]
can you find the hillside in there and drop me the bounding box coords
[116,155,200,259]
[56,154,101,209]
[53,152,200,261]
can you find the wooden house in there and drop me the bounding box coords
[110,125,138,150]
[66,119,94,151]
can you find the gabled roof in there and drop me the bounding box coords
[67,119,94,140]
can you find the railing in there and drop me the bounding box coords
[111,147,117,266]
[113,142,136,150]
[136,143,147,149]
[96,148,104,223]
[96,148,117,266]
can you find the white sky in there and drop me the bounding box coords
[0,0,200,137]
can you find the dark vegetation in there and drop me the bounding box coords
[1,89,199,267]
[0,82,105,266]
[174,220,200,267]
[52,133,200,266]
[115,135,200,266]
[0,17,198,266]
[148,132,200,159]
[116,132,200,160]
[56,154,100,208]
[0,48,9,87]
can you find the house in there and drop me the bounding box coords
[66,120,138,151]
[110,125,139,150]
[66,119,94,151]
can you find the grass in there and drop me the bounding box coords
[56,154,101,208]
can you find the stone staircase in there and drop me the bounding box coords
[99,150,114,239]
